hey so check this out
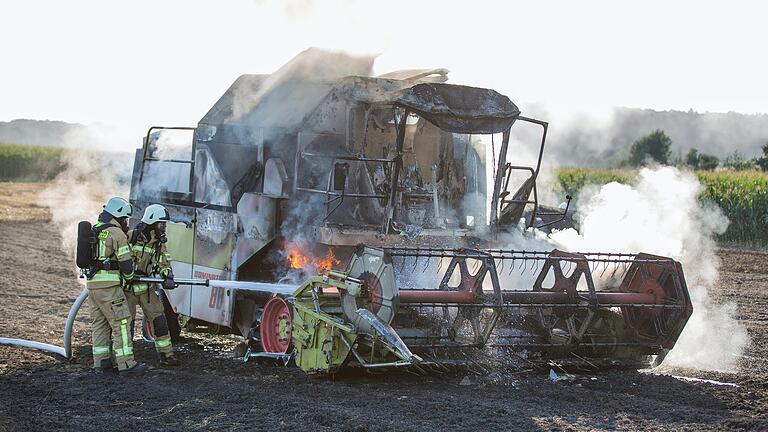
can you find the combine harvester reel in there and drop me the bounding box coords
[381,247,694,370]
[522,250,694,366]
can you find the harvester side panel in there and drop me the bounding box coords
[164,206,196,318]
[188,207,236,327]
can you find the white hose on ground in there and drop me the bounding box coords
[64,287,89,358]
[0,287,88,359]
[0,338,66,357]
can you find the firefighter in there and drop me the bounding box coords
[87,197,146,376]
[127,204,181,366]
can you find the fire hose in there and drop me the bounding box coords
[0,277,209,359]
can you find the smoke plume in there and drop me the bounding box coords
[548,166,749,371]
[38,148,132,258]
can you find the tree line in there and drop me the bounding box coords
[626,129,768,171]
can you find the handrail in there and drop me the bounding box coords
[300,152,395,164]
[295,187,386,199]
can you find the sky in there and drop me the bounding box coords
[1,0,766,147]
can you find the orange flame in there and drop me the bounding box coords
[315,247,341,273]
[286,248,310,269]
[285,243,341,273]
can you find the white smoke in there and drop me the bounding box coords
[38,148,132,257]
[231,47,374,124]
[548,166,749,372]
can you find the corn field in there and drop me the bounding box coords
[558,168,768,248]
[697,171,768,247]
[0,143,66,181]
[557,168,633,198]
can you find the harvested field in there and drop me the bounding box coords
[1,182,767,431]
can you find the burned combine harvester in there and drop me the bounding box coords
[129,50,693,374]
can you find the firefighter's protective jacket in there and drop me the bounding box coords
[86,217,135,289]
[128,228,172,295]
[128,229,172,292]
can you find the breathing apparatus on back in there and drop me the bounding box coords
[75,197,132,279]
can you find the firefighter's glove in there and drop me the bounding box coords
[162,276,177,290]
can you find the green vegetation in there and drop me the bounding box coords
[628,129,672,166]
[722,150,757,171]
[685,148,719,171]
[684,142,768,172]
[756,142,768,172]
[557,168,633,197]
[624,128,768,172]
[697,170,768,246]
[0,143,67,181]
[558,168,768,247]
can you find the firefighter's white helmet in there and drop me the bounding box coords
[104,197,132,218]
[141,204,170,225]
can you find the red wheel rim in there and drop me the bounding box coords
[260,297,293,353]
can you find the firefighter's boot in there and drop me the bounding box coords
[97,359,118,374]
[159,352,181,367]
[121,362,148,377]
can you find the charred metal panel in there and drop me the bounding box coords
[193,146,231,207]
[194,208,235,266]
[234,193,277,272]
[335,76,412,104]
[397,83,520,134]
[296,132,347,190]
[263,158,289,198]
[205,129,263,194]
[301,90,350,135]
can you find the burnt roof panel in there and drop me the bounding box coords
[396,83,520,134]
